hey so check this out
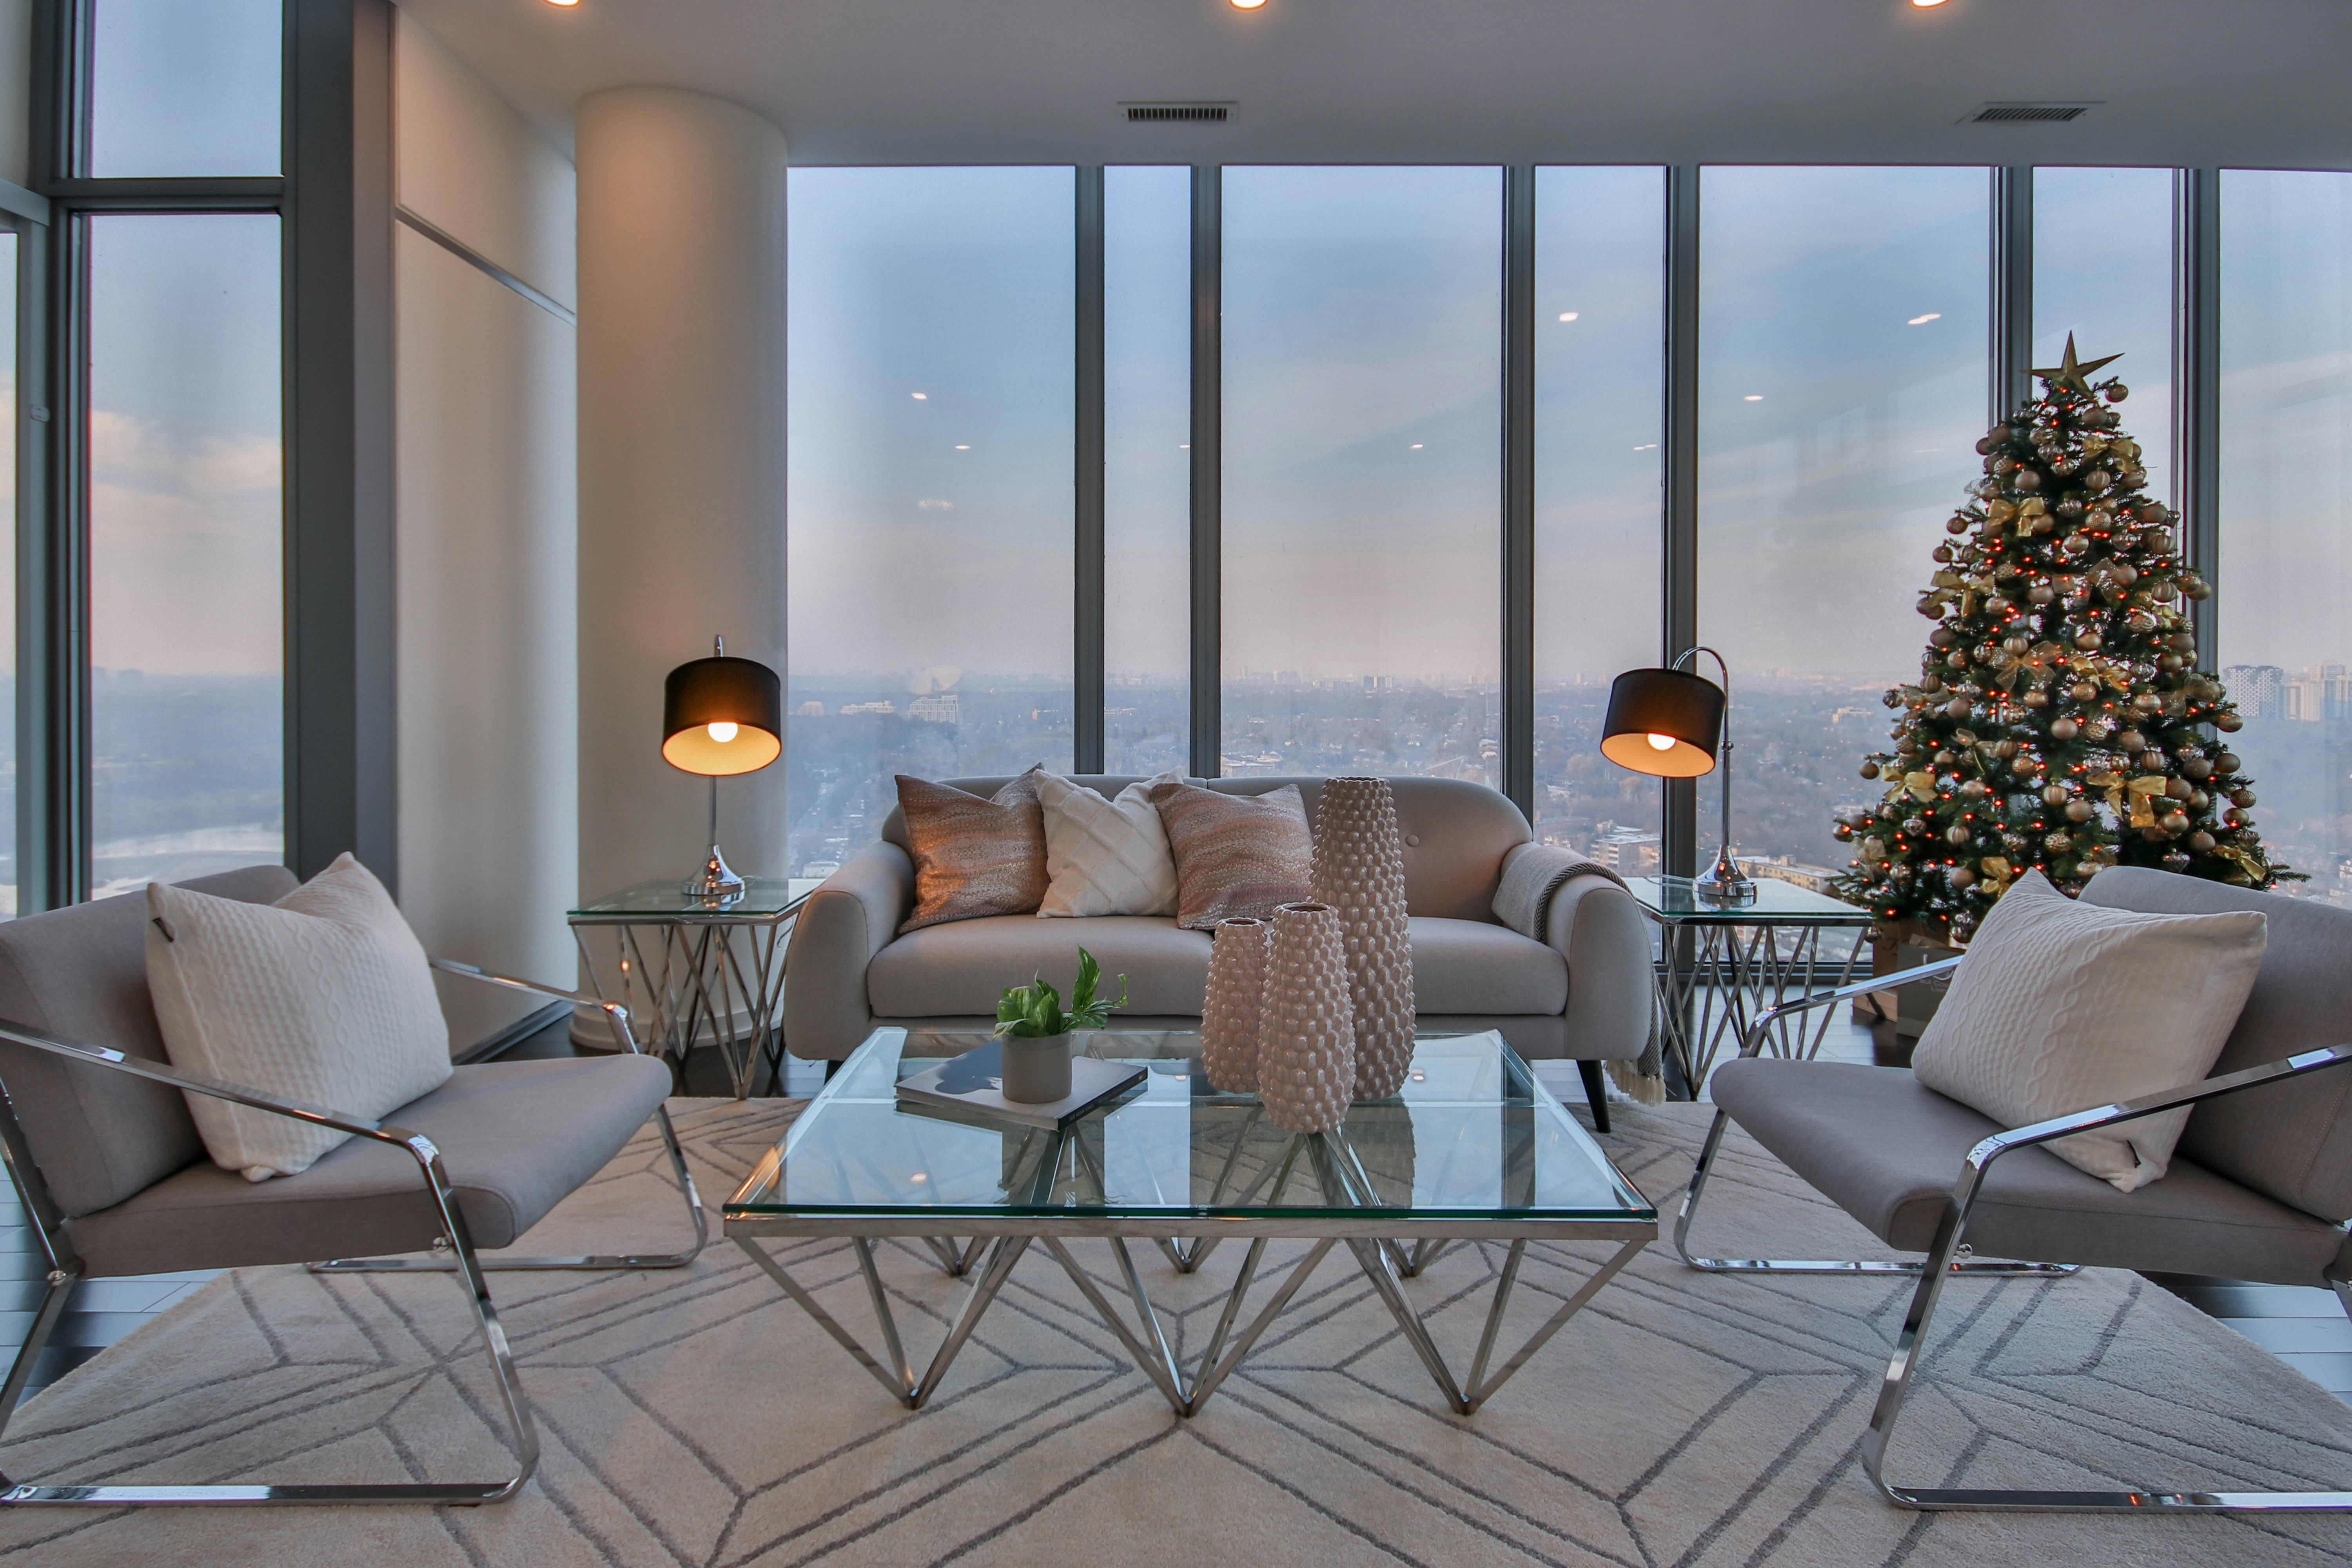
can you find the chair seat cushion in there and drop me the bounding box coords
[1710,1058,2348,1285]
[65,1055,674,1277]
[867,913,1567,1020]
[1406,917,1567,1014]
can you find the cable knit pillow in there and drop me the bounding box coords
[1038,770,1184,918]
[1910,869,2267,1192]
[145,853,454,1182]
[897,768,1051,933]
[1147,781,1314,931]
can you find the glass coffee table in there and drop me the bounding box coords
[726,1027,1655,1418]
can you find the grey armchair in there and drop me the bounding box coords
[1673,867,2352,1513]
[0,866,706,1508]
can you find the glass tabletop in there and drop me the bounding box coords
[568,876,819,920]
[727,1028,1653,1226]
[1624,874,1872,926]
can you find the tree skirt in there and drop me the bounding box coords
[4,1098,2351,1567]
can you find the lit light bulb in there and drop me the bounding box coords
[1646,733,1677,751]
[707,721,739,743]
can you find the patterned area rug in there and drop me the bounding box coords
[5,1097,2352,1567]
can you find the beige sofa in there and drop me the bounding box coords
[782,774,1653,1123]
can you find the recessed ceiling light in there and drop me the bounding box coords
[1911,0,1950,7]
[544,0,580,7]
[954,444,970,450]
[1231,0,1268,9]
[1744,394,1764,402]
[1557,311,1579,322]
[1410,443,1424,450]
[1908,312,1942,325]
[911,392,927,400]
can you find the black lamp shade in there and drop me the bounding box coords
[1600,666,1724,779]
[661,655,783,776]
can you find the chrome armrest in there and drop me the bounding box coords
[1964,1044,2352,1178]
[0,1020,425,1155]
[430,957,642,1055]
[1736,953,1966,1059]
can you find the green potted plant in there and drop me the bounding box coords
[993,948,1129,1103]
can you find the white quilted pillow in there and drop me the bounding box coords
[1036,770,1184,918]
[145,854,454,1181]
[1911,869,2266,1192]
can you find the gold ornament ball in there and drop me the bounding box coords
[2105,383,2129,402]
[2042,783,2069,807]
[2217,751,2242,772]
[2049,717,2078,741]
[1945,824,1971,846]
[2188,830,2217,854]
[2160,810,2192,835]
[2045,830,2074,853]
[2117,728,2146,752]
[1860,760,1881,780]
[2215,710,2243,732]
[2069,681,2098,702]
[2074,630,2102,651]
[2024,688,2050,708]
[2065,799,2095,822]
[2232,787,2257,808]
[1949,866,1978,889]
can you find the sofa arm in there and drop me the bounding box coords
[1544,875,1653,1062]
[783,843,915,1061]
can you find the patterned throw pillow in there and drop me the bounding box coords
[1911,869,2266,1191]
[1037,770,1184,918]
[145,854,454,1181]
[897,769,1051,933]
[1147,781,1314,931]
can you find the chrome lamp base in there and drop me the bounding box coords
[682,843,745,902]
[1694,846,1757,907]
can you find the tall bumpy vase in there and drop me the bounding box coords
[1200,916,1268,1093]
[1257,901,1356,1134]
[1310,777,1416,1100]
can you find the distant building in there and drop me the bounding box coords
[907,693,960,724]
[2285,664,2352,724]
[2222,665,2287,719]
[796,700,826,717]
[839,699,897,716]
[1592,824,1661,876]
[1739,855,1843,897]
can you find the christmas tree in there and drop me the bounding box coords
[1832,336,2295,941]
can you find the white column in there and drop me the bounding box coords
[575,88,788,907]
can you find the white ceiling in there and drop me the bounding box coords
[395,0,2352,170]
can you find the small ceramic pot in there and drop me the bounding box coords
[999,1033,1073,1103]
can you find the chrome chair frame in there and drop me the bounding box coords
[1675,954,2352,1512]
[0,961,702,1508]
[1675,957,2073,1281]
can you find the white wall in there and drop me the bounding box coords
[575,89,788,914]
[392,8,579,1051]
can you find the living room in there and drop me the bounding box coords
[0,0,2350,1563]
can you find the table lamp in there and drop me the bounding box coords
[1599,646,1755,906]
[662,636,782,901]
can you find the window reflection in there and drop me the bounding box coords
[1221,166,1503,786]
[88,214,285,896]
[785,167,1076,877]
[2219,170,2352,904]
[1695,166,1990,882]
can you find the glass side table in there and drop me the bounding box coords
[1623,874,1873,1096]
[568,876,820,1099]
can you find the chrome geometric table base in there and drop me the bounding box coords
[1654,920,1867,1091]
[572,917,788,1100]
[735,1127,1650,1419]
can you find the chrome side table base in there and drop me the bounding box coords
[1654,920,1866,1092]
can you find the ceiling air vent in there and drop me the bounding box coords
[1965,102,2096,124]
[1124,103,1232,124]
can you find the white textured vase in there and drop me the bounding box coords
[1200,917,1268,1094]
[1310,777,1416,1100]
[1257,901,1356,1134]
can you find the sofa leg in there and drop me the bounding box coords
[1576,1060,1611,1133]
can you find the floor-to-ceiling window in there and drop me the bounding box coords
[1102,165,1192,777]
[81,0,287,899]
[87,216,285,896]
[2034,167,2176,497]
[785,167,1077,876]
[1220,166,1503,784]
[2219,170,2352,904]
[1532,166,1665,863]
[1695,166,1990,879]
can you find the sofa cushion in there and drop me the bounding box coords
[1149,781,1314,929]
[1408,917,1568,1015]
[867,913,1566,1022]
[869,916,1216,1018]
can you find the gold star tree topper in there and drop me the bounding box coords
[2031,332,2124,395]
